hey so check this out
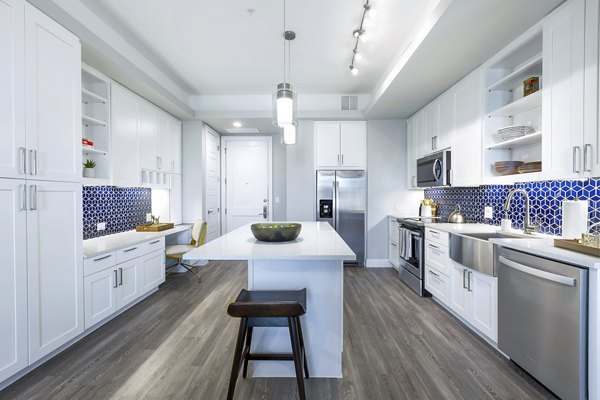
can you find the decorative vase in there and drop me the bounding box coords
[83,168,95,178]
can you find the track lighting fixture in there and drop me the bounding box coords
[349,1,373,76]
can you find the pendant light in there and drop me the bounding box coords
[273,0,297,144]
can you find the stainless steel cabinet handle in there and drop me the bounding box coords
[584,144,592,172]
[93,254,112,262]
[431,137,435,150]
[429,230,439,235]
[19,185,27,211]
[113,270,118,288]
[341,154,344,165]
[572,146,581,173]
[337,154,340,165]
[411,176,416,187]
[429,270,440,278]
[119,268,123,286]
[467,271,472,292]
[499,256,576,286]
[434,136,438,150]
[30,150,37,175]
[149,239,160,244]
[123,246,138,253]
[463,269,467,289]
[428,243,439,250]
[19,147,26,174]
[29,185,37,210]
[171,160,175,172]
[390,242,397,247]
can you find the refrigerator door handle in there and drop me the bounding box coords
[333,180,338,229]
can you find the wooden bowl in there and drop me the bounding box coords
[251,223,302,242]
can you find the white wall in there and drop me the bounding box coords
[286,120,316,221]
[366,120,423,263]
[182,121,205,223]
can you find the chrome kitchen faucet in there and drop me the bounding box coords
[503,189,538,235]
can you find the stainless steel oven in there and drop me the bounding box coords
[417,150,451,188]
[397,218,428,296]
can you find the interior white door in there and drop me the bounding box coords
[340,122,366,168]
[25,3,81,183]
[223,137,271,233]
[0,0,25,179]
[205,127,221,241]
[27,180,83,363]
[111,84,140,187]
[0,178,28,382]
[116,260,140,309]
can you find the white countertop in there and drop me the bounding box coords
[183,221,356,261]
[83,224,192,259]
[490,238,600,270]
[423,222,499,234]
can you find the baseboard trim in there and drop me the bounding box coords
[366,259,394,268]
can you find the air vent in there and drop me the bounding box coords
[341,95,358,111]
[225,128,260,134]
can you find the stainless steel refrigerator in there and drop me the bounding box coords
[316,170,366,266]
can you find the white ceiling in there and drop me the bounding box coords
[79,0,434,95]
[204,118,282,135]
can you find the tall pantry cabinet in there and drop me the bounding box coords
[0,0,83,383]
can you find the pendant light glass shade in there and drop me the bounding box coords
[282,123,297,145]
[273,82,296,127]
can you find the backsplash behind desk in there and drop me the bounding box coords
[425,178,599,236]
[83,186,152,240]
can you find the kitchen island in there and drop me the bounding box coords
[183,221,356,378]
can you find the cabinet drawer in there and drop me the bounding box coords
[425,240,450,276]
[143,237,165,253]
[84,252,117,276]
[389,219,399,243]
[425,265,450,304]
[389,241,399,267]
[117,243,144,264]
[425,227,449,246]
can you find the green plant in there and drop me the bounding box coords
[83,159,96,168]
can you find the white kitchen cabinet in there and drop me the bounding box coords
[388,217,400,269]
[451,68,483,186]
[470,270,498,342]
[436,90,454,151]
[425,240,450,276]
[155,111,170,171]
[425,266,450,305]
[170,173,182,225]
[585,0,600,177]
[449,261,470,320]
[27,180,83,363]
[422,101,439,156]
[83,267,117,329]
[0,179,28,382]
[111,84,140,187]
[0,0,25,180]
[139,101,159,171]
[169,117,182,174]
[406,116,418,188]
[24,3,81,183]
[315,121,366,169]
[116,259,141,309]
[413,110,426,159]
[542,0,585,180]
[140,250,165,294]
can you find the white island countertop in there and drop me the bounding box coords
[83,224,192,259]
[183,221,356,261]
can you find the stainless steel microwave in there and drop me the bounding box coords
[416,150,451,187]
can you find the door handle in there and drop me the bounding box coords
[584,144,592,172]
[29,185,37,210]
[499,256,576,286]
[467,271,472,292]
[19,147,26,174]
[119,268,123,286]
[19,185,27,211]
[207,209,214,214]
[259,202,268,219]
[337,154,340,165]
[113,270,118,288]
[123,246,138,253]
[463,269,467,289]
[573,146,581,173]
[431,137,435,150]
[341,154,344,165]
[93,254,112,262]
[432,158,442,182]
[30,150,37,175]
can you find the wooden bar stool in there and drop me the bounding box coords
[226,288,309,400]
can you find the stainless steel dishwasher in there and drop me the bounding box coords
[498,247,588,400]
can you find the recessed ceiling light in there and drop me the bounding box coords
[233,121,242,128]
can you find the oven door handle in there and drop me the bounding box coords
[499,256,576,287]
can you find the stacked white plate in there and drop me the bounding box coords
[497,125,535,140]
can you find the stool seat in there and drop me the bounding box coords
[226,288,309,400]
[227,289,307,318]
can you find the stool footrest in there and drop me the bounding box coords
[246,352,294,361]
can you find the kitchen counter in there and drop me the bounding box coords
[183,221,355,261]
[183,221,354,379]
[423,222,498,234]
[83,224,192,259]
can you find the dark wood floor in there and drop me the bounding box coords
[2,262,556,400]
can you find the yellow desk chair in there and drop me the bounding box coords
[165,220,207,282]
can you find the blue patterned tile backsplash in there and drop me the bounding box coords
[83,186,152,240]
[425,178,600,236]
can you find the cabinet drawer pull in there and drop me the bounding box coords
[19,185,27,211]
[149,240,161,245]
[30,149,37,175]
[19,147,26,174]
[573,146,581,173]
[463,269,468,289]
[390,242,397,247]
[428,243,439,250]
[467,271,472,292]
[123,247,138,253]
[113,270,118,288]
[119,268,123,286]
[93,254,112,262]
[29,185,37,210]
[429,230,439,235]
[584,144,592,172]
[429,270,440,278]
